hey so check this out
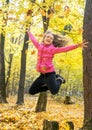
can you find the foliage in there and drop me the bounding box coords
[0,95,84,130]
[0,0,85,95]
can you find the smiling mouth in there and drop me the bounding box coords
[47,40,50,42]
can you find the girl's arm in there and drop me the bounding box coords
[27,31,40,49]
[53,40,88,54]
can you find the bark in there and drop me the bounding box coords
[0,0,9,103]
[16,32,29,105]
[64,96,75,105]
[43,119,59,130]
[0,33,7,103]
[35,92,47,112]
[6,53,13,96]
[82,0,92,129]
[66,121,74,130]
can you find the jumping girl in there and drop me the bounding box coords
[27,30,87,95]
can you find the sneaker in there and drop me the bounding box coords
[56,74,66,84]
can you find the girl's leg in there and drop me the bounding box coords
[44,72,62,95]
[29,74,48,95]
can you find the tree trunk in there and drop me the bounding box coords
[43,119,59,130]
[82,0,92,129]
[5,54,13,87]
[35,92,47,112]
[64,96,74,105]
[35,0,51,112]
[0,33,7,103]
[11,72,16,95]
[0,0,9,103]
[16,32,29,105]
[6,53,13,97]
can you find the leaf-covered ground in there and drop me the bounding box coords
[0,95,84,130]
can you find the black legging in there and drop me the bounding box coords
[29,72,62,95]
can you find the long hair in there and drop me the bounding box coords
[53,34,69,47]
[43,30,70,47]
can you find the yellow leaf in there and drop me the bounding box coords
[55,5,61,10]
[31,50,36,55]
[41,10,46,16]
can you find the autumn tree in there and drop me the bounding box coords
[16,1,34,104]
[0,0,10,103]
[82,0,92,129]
[0,33,6,103]
[16,32,29,105]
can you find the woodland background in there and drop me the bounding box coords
[0,0,84,99]
[0,0,89,130]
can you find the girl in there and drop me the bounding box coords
[28,30,87,95]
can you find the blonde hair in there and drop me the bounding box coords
[43,30,53,40]
[43,30,69,47]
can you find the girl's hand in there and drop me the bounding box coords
[27,27,30,32]
[78,40,88,48]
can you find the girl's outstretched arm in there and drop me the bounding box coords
[27,31,40,49]
[53,40,88,54]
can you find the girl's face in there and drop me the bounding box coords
[43,33,54,45]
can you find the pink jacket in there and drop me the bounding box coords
[28,32,79,74]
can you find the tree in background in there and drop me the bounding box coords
[16,32,29,105]
[82,0,92,129]
[16,0,34,104]
[0,0,10,103]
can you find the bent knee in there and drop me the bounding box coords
[29,89,35,95]
[29,91,35,95]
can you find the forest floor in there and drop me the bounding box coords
[0,95,84,130]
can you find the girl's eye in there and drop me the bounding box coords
[50,37,53,40]
[47,36,53,39]
[45,34,53,40]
